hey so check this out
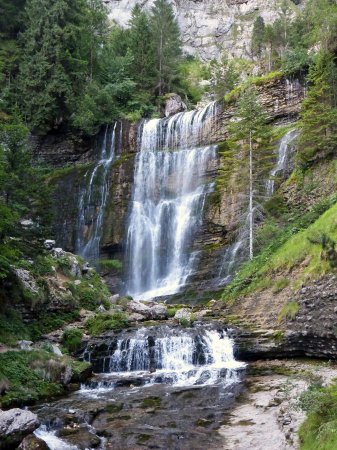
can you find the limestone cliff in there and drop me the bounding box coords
[106,0,304,61]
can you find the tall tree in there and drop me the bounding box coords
[299,51,337,165]
[226,87,273,260]
[150,0,182,96]
[251,16,265,58]
[128,5,155,90]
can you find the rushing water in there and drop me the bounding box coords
[76,123,121,263]
[126,102,218,300]
[82,326,245,389]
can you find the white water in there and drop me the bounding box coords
[76,123,120,262]
[35,426,78,450]
[126,102,218,300]
[266,128,298,195]
[82,327,245,390]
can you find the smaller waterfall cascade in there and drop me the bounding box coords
[76,123,120,262]
[82,326,245,388]
[126,102,218,300]
[266,128,298,196]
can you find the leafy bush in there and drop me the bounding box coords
[0,350,65,408]
[99,259,123,271]
[62,328,83,353]
[86,311,129,336]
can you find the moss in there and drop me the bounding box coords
[167,307,178,318]
[141,396,162,409]
[106,403,124,413]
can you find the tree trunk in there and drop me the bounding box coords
[249,130,253,260]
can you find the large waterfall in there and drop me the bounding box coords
[76,123,121,262]
[126,102,218,300]
[82,326,245,388]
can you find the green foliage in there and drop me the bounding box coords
[177,57,210,104]
[278,301,299,321]
[299,51,337,165]
[0,350,65,407]
[99,259,123,271]
[0,310,30,345]
[150,0,182,96]
[66,271,110,310]
[167,307,178,318]
[298,381,337,450]
[251,16,265,57]
[28,310,80,341]
[86,311,129,336]
[222,193,337,300]
[62,328,83,353]
[272,277,289,293]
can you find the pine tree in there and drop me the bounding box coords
[226,87,273,260]
[150,0,182,96]
[251,16,265,58]
[299,51,337,165]
[128,5,155,90]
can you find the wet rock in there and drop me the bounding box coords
[0,409,40,450]
[70,363,93,383]
[194,310,211,320]
[58,427,101,449]
[18,434,48,450]
[110,294,120,305]
[164,94,187,117]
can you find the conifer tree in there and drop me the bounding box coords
[128,5,155,90]
[299,51,337,165]
[251,16,265,58]
[150,0,182,96]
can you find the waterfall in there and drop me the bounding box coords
[266,128,298,196]
[82,326,245,388]
[76,123,120,263]
[126,102,218,300]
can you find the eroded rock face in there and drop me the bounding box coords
[0,409,39,450]
[105,0,304,61]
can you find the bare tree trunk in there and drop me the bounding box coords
[249,130,253,260]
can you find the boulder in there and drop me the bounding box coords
[127,301,151,319]
[174,308,192,322]
[164,94,187,117]
[43,240,56,250]
[17,340,33,351]
[13,269,39,295]
[0,409,40,450]
[18,434,49,450]
[129,313,146,322]
[194,310,211,320]
[53,248,65,258]
[109,294,120,305]
[150,304,168,320]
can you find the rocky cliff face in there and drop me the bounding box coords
[46,75,304,296]
[105,0,304,61]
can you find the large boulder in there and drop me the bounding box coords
[174,308,192,322]
[0,408,40,449]
[126,301,151,319]
[150,304,168,320]
[164,94,187,117]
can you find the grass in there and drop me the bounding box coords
[278,301,299,321]
[222,193,337,301]
[62,328,83,353]
[299,381,337,450]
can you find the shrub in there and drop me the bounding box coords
[99,259,123,271]
[62,328,83,353]
[86,311,129,336]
